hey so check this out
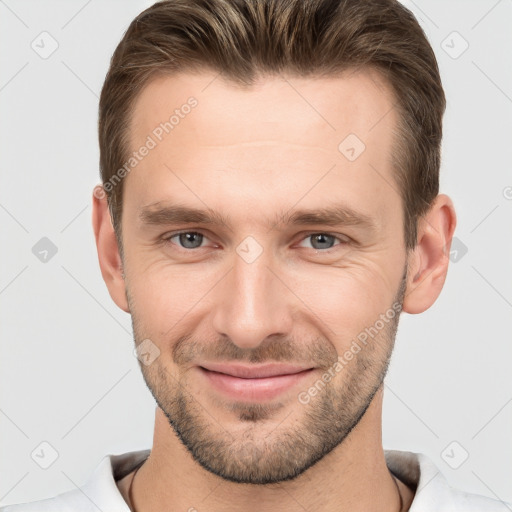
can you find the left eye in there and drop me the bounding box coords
[297,233,345,250]
[166,231,208,249]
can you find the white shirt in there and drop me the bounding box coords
[1,449,509,511]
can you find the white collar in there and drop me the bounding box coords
[23,449,508,511]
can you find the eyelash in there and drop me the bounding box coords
[161,230,350,252]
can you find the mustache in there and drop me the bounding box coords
[172,333,338,369]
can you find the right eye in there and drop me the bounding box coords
[163,231,211,250]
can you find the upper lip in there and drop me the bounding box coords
[199,363,313,379]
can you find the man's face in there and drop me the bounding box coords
[120,69,408,484]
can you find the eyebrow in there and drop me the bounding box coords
[139,202,377,232]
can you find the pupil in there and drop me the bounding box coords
[180,232,202,248]
[313,234,333,249]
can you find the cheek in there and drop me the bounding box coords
[126,239,404,350]
[285,262,398,344]
[128,261,220,329]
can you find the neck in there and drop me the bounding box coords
[128,387,412,512]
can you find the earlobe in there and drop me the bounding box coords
[92,185,130,313]
[402,194,457,314]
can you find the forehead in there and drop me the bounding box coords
[124,68,401,232]
[129,68,397,150]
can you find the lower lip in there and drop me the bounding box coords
[199,367,314,401]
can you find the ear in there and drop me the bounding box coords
[402,194,457,314]
[92,185,130,313]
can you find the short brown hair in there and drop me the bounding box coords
[99,0,445,250]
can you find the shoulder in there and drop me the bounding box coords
[0,489,94,512]
[439,487,512,511]
[414,452,510,511]
[385,450,511,511]
[0,450,149,512]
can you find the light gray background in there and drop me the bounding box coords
[1,0,511,507]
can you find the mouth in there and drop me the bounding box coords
[198,363,314,401]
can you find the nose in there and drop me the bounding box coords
[212,245,294,350]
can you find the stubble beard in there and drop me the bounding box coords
[129,268,407,485]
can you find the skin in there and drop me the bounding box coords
[92,69,456,512]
